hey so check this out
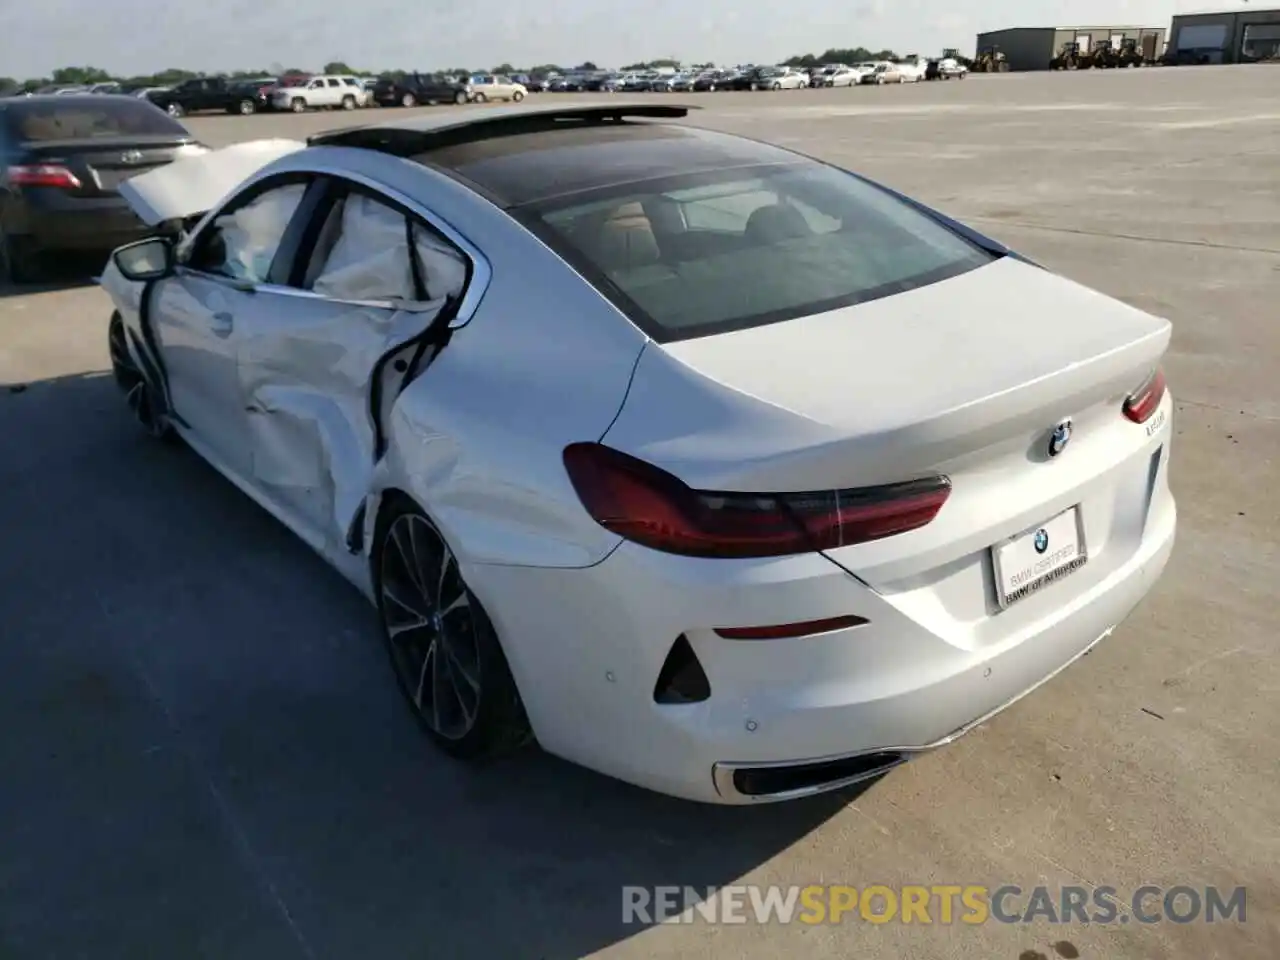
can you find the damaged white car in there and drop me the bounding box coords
[102,104,1176,804]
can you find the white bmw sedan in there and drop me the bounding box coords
[102,104,1175,804]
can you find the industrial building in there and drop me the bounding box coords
[974,26,1166,71]
[1168,7,1280,63]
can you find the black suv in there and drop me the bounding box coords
[372,73,469,107]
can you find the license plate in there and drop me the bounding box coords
[992,507,1087,608]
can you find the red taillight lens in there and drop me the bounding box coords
[1123,368,1167,424]
[563,443,951,559]
[7,164,81,188]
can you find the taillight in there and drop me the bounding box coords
[8,164,81,188]
[1122,368,1167,424]
[562,443,951,559]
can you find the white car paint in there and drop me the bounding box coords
[119,140,306,225]
[272,75,370,111]
[102,107,1176,804]
[897,60,927,82]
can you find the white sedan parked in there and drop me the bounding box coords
[758,68,809,90]
[102,104,1176,804]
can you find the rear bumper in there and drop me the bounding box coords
[471,470,1175,804]
[4,193,151,252]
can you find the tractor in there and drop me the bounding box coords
[973,47,1010,72]
[1117,38,1148,67]
[1089,42,1124,68]
[1050,42,1082,70]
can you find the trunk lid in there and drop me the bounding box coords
[18,137,198,198]
[605,257,1168,492]
[601,257,1172,615]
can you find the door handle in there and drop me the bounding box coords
[211,311,233,337]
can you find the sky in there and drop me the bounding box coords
[0,0,1263,79]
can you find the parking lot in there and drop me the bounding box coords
[1,66,1277,959]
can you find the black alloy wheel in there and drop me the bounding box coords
[108,312,173,440]
[375,500,531,758]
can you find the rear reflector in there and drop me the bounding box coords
[563,442,951,559]
[653,635,711,704]
[7,164,82,189]
[715,615,868,640]
[1123,368,1166,424]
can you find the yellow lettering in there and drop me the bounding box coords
[961,887,989,924]
[828,886,858,923]
[799,886,826,924]
[901,886,931,924]
[861,885,897,924]
[933,885,962,924]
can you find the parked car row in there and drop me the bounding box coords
[538,58,968,93]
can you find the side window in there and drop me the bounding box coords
[326,78,341,88]
[309,79,324,89]
[343,78,360,87]
[304,190,468,303]
[186,181,308,283]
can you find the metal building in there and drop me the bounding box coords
[1169,8,1280,64]
[974,26,1167,71]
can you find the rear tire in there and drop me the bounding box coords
[374,496,532,760]
[472,92,488,103]
[166,102,184,118]
[341,94,356,110]
[401,92,418,107]
[290,97,306,113]
[512,90,525,102]
[236,99,255,115]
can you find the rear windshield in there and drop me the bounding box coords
[5,99,187,142]
[522,161,996,342]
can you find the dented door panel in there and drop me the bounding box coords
[234,291,451,552]
[151,271,253,474]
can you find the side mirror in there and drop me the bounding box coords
[113,236,174,281]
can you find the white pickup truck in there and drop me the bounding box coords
[271,75,370,112]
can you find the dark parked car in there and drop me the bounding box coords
[372,73,470,107]
[692,71,731,91]
[147,76,263,117]
[729,68,769,91]
[0,95,200,283]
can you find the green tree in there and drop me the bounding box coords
[50,66,113,84]
[323,61,354,74]
[491,62,516,74]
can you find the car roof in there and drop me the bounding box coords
[309,103,805,208]
[1,93,148,107]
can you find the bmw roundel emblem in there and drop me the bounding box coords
[1047,418,1073,458]
[1034,529,1050,554]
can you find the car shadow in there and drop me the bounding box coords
[0,252,106,298]
[0,370,876,960]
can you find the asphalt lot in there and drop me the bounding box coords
[1,67,1277,959]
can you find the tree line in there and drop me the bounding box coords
[1,49,906,94]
